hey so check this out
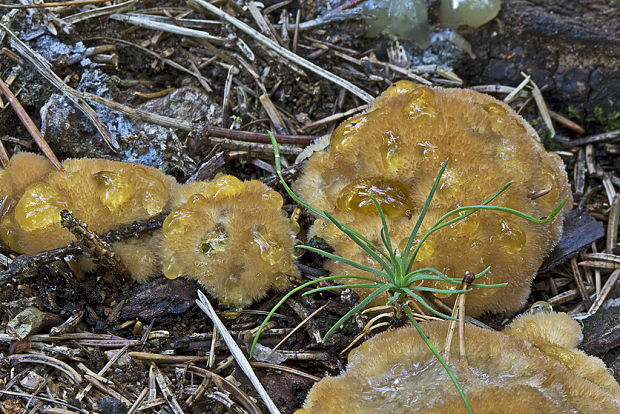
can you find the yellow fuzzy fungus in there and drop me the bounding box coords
[160,177,298,308]
[301,311,620,413]
[295,81,571,315]
[0,154,175,254]
[1,155,300,307]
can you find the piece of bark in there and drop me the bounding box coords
[539,209,605,273]
[119,278,198,320]
[457,0,620,114]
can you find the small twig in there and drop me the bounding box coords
[587,269,620,315]
[8,354,82,384]
[0,0,109,8]
[192,0,374,103]
[562,128,620,147]
[60,210,128,279]
[0,78,62,170]
[110,13,230,44]
[64,0,138,24]
[151,363,184,414]
[196,290,281,414]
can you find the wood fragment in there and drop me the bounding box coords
[549,110,586,134]
[503,74,531,104]
[526,76,555,137]
[562,128,620,147]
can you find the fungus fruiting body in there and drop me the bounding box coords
[294,80,571,315]
[161,175,298,307]
[0,154,175,255]
[300,311,620,413]
[0,155,298,306]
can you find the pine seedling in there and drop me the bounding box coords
[250,131,569,413]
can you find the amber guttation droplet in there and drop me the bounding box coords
[92,170,131,210]
[330,114,368,152]
[162,208,198,236]
[187,193,207,208]
[494,217,526,252]
[380,130,404,171]
[134,167,167,215]
[15,183,68,231]
[261,190,283,209]
[403,87,437,121]
[530,301,553,314]
[201,225,229,257]
[336,178,412,217]
[252,225,285,266]
[210,175,243,199]
[163,256,182,279]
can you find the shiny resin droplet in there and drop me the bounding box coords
[92,170,132,210]
[162,208,198,237]
[336,178,412,217]
[330,114,368,153]
[15,183,68,231]
[201,225,229,257]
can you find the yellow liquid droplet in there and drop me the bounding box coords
[380,130,406,171]
[336,178,412,218]
[92,170,132,210]
[210,175,244,199]
[530,301,553,314]
[163,256,182,279]
[162,208,198,236]
[15,183,68,231]
[330,114,368,152]
[201,225,229,257]
[187,193,208,208]
[262,190,283,209]
[494,218,526,252]
[403,87,437,121]
[134,167,167,215]
[252,228,285,266]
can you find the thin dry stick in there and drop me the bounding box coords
[0,78,62,170]
[151,363,184,414]
[109,13,229,44]
[270,302,328,353]
[0,138,8,168]
[0,0,109,8]
[127,387,149,414]
[606,195,619,253]
[64,0,138,25]
[587,269,620,315]
[570,257,593,308]
[192,0,374,103]
[196,290,281,414]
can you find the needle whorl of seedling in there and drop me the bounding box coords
[251,132,567,414]
[294,81,572,315]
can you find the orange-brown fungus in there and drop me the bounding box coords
[160,176,299,307]
[294,81,572,315]
[301,311,620,413]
